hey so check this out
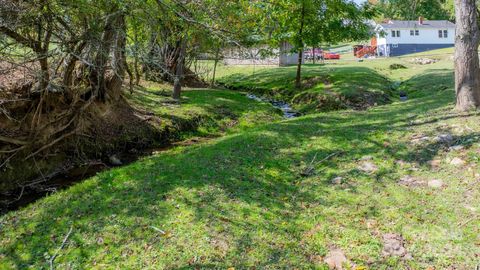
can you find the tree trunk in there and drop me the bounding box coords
[173,38,187,100]
[295,1,306,89]
[211,46,220,85]
[312,47,316,65]
[133,30,141,86]
[295,49,303,88]
[105,13,127,101]
[454,0,480,111]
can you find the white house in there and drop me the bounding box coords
[374,17,455,57]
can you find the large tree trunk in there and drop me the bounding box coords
[173,38,187,100]
[89,12,122,102]
[295,2,306,89]
[454,0,480,111]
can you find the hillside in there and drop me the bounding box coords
[216,48,454,114]
[2,50,479,269]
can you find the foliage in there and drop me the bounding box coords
[374,0,452,20]
[261,0,377,50]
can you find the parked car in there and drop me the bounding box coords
[323,52,340,60]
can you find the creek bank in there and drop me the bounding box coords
[1,89,278,214]
[1,135,216,214]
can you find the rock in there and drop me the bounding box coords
[449,145,464,151]
[109,155,123,166]
[411,134,430,144]
[410,57,438,65]
[324,248,348,270]
[331,176,343,185]
[398,175,424,187]
[358,161,378,173]
[427,159,441,169]
[427,179,444,188]
[449,157,465,166]
[436,133,453,143]
[360,155,373,161]
[382,233,410,258]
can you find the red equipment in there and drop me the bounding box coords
[323,52,340,60]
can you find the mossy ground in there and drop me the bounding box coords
[2,48,479,269]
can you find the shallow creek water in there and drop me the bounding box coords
[246,93,300,118]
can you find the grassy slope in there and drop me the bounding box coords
[216,48,454,113]
[2,49,479,269]
[127,82,282,138]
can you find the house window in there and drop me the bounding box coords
[410,30,419,36]
[392,30,400,37]
[410,30,414,36]
[415,30,419,35]
[439,30,448,38]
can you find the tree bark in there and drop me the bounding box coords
[295,1,306,89]
[173,38,187,100]
[211,46,220,85]
[454,0,480,111]
[312,47,316,65]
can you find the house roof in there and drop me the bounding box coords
[379,20,455,29]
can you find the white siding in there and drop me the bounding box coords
[383,28,454,44]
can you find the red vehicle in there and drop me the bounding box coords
[323,52,340,60]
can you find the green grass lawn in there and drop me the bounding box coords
[215,48,453,114]
[2,50,479,269]
[127,81,282,138]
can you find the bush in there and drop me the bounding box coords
[389,64,407,70]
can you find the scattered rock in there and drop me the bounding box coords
[411,134,430,144]
[382,233,411,259]
[449,145,464,151]
[427,179,444,188]
[324,248,348,270]
[436,133,453,143]
[358,161,378,173]
[427,159,441,169]
[109,155,122,166]
[410,57,439,65]
[96,237,104,245]
[331,176,343,185]
[449,157,465,166]
[360,155,373,161]
[398,175,425,187]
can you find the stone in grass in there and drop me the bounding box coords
[436,133,453,143]
[398,175,425,187]
[449,157,465,167]
[331,176,343,185]
[427,159,442,169]
[449,145,464,151]
[358,161,378,173]
[427,179,444,188]
[324,248,348,270]
[382,233,412,259]
[109,155,122,166]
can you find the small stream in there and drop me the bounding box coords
[1,95,298,214]
[246,93,300,118]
